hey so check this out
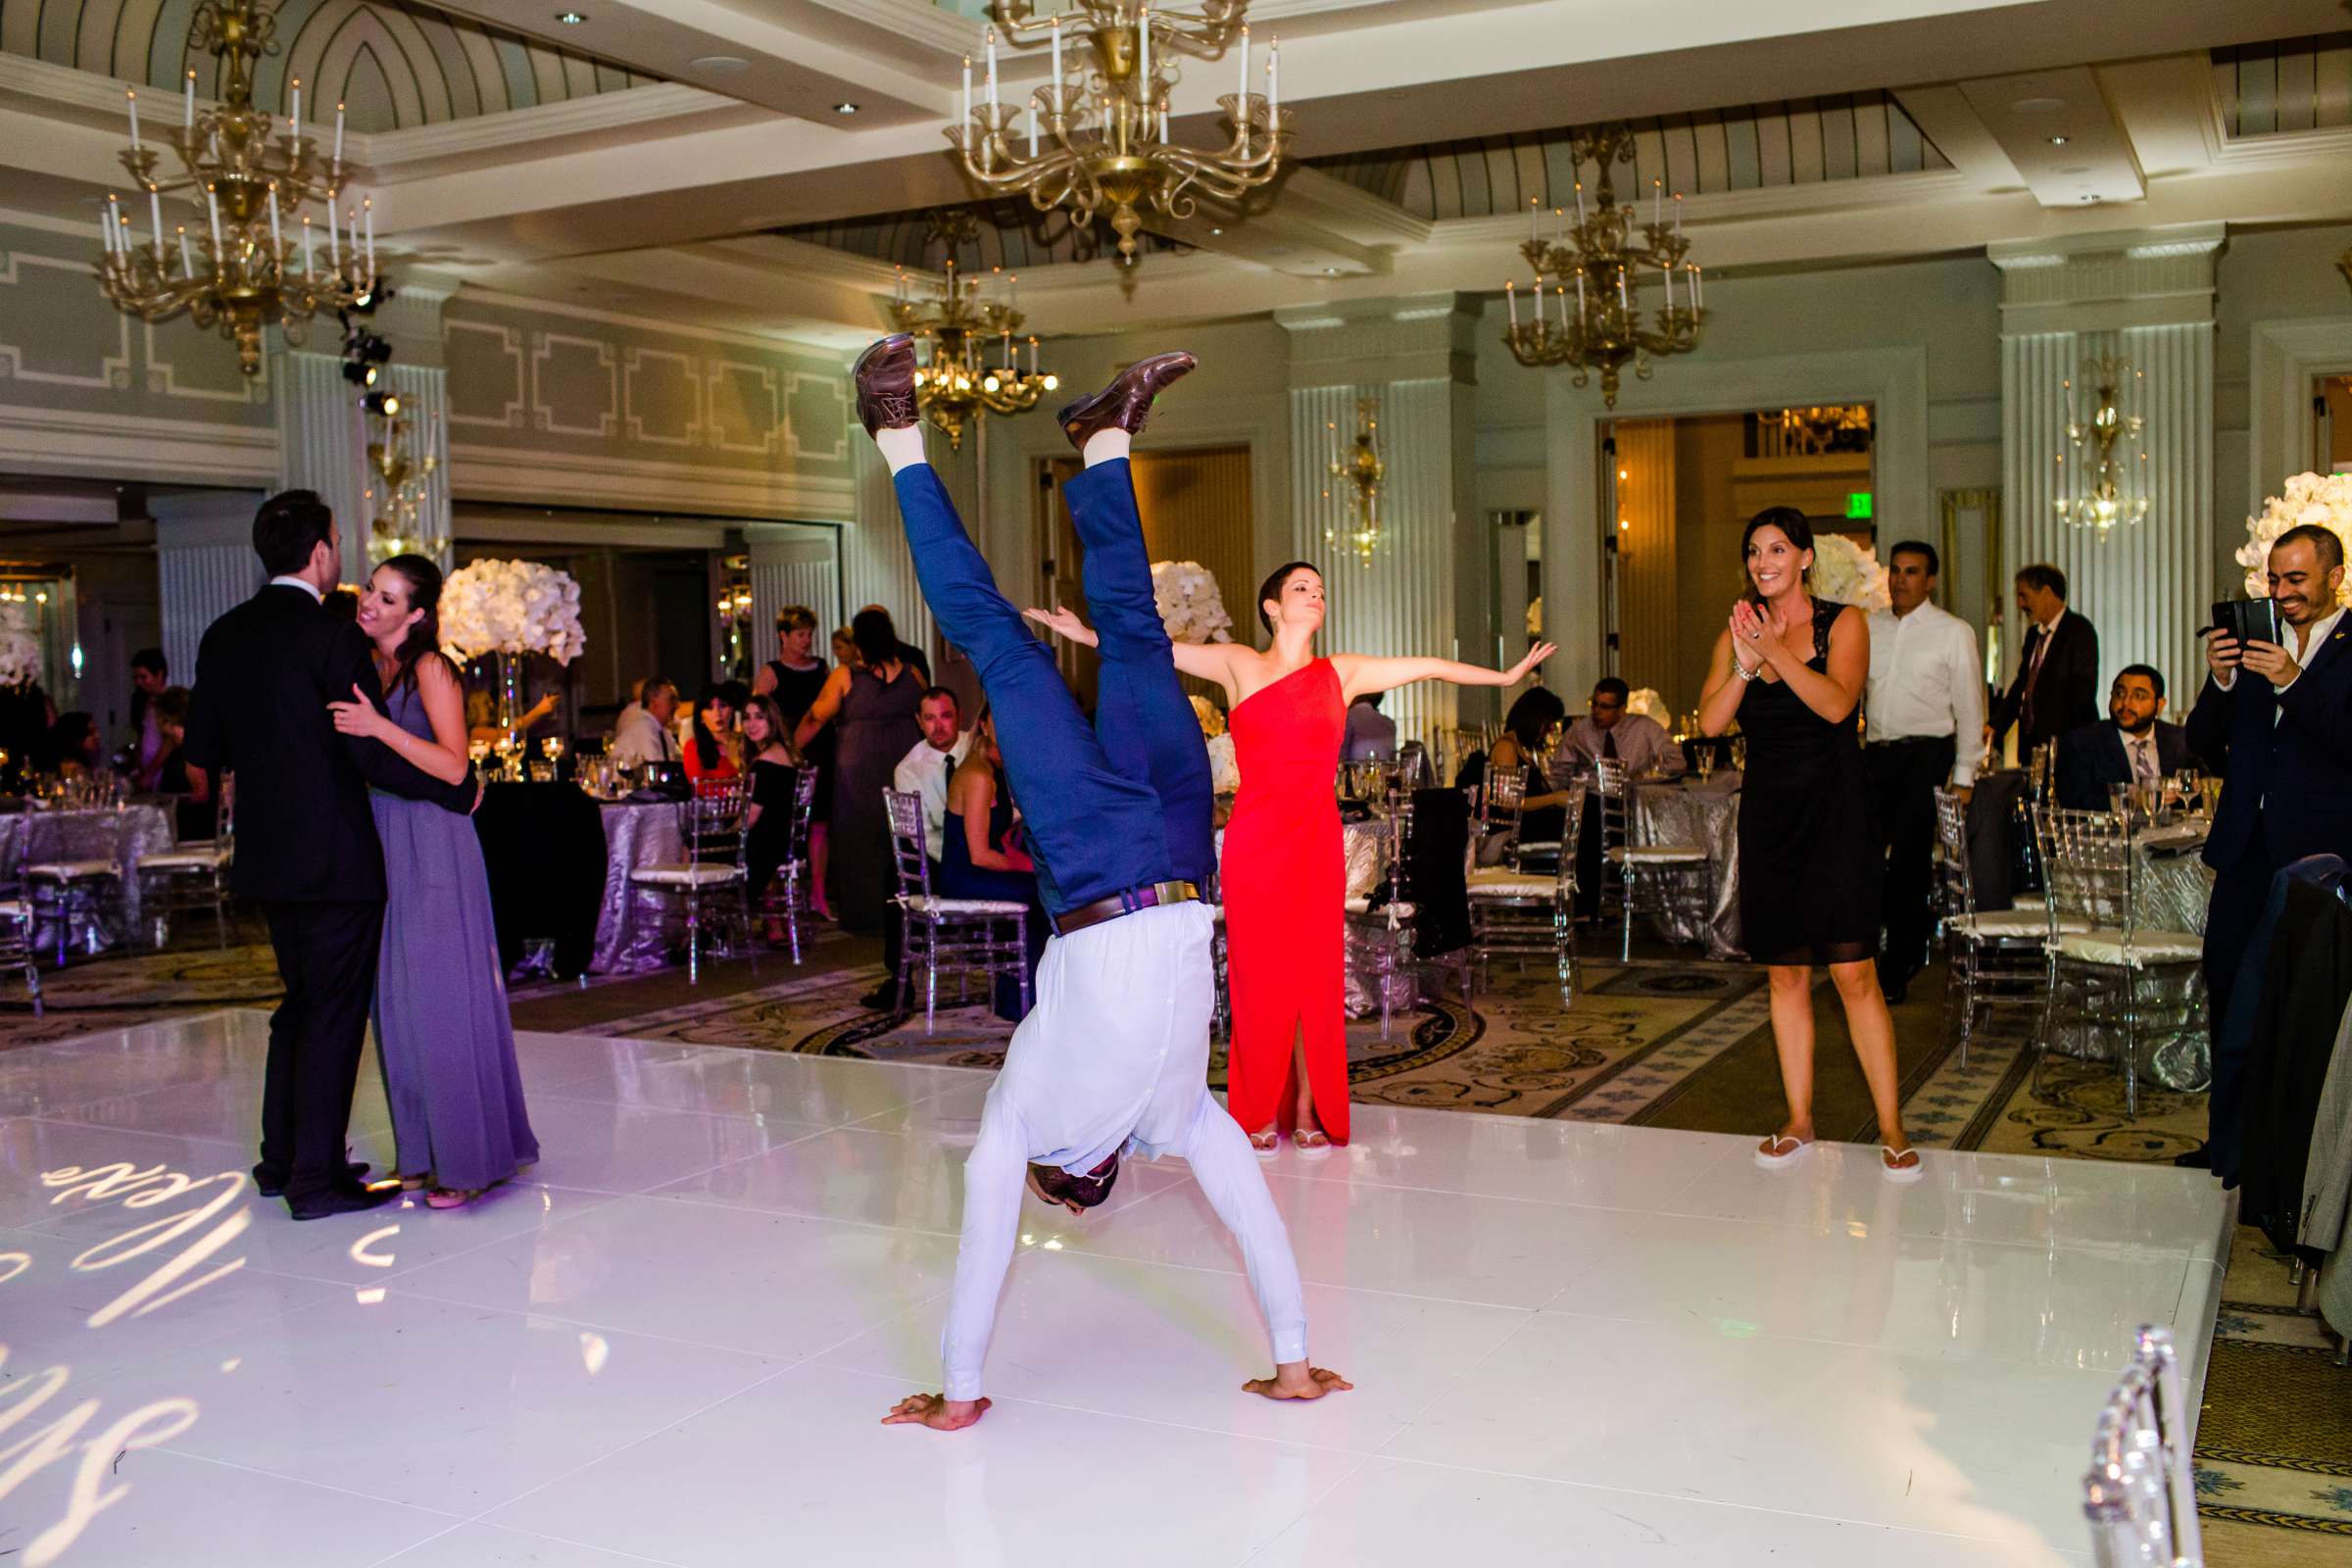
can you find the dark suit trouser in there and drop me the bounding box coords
[1866,736,1955,977]
[258,899,384,1201]
[2203,815,2283,1058]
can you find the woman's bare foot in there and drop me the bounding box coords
[1243,1362,1353,1401]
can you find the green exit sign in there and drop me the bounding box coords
[1845,492,1874,519]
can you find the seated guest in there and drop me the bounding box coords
[465,687,559,746]
[149,686,218,841]
[610,677,681,768]
[893,687,972,860]
[2055,663,2196,811]
[1562,676,1684,776]
[936,710,1045,1021]
[1487,687,1571,840]
[45,711,101,778]
[1341,692,1398,760]
[682,682,742,789]
[739,695,807,946]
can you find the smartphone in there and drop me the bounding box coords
[2210,598,2283,647]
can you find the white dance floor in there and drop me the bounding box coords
[2,1009,2232,1567]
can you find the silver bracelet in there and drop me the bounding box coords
[1735,660,1760,682]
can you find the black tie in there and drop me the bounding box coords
[1602,729,1617,761]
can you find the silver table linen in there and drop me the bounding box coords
[0,804,174,953]
[589,800,684,975]
[1218,821,1399,1017]
[1624,773,1744,960]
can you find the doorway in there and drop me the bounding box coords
[1036,446,1252,709]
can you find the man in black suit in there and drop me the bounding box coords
[1989,564,2100,761]
[2186,523,2352,1165]
[2054,664,2196,811]
[181,492,479,1219]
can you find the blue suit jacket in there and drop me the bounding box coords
[2186,615,2352,875]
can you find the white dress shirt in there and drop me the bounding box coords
[2121,728,2163,785]
[941,904,1306,1399]
[893,731,975,860]
[609,706,678,766]
[268,574,324,604]
[1561,712,1683,775]
[1866,600,1987,786]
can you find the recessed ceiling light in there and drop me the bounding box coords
[1326,266,1340,274]
[1209,226,1223,235]
[2013,95,2066,114]
[555,10,587,23]
[2047,134,2070,146]
[833,102,859,115]
[689,55,751,75]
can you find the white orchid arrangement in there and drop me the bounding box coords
[0,605,38,689]
[440,559,587,663]
[1151,561,1235,646]
[1625,687,1669,725]
[2239,472,2352,598]
[1807,531,1891,612]
[1205,733,1241,796]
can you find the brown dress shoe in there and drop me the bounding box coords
[1055,350,1197,452]
[854,334,919,437]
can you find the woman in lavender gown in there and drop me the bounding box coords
[329,554,537,1208]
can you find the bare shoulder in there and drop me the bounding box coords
[1832,604,1869,640]
[415,650,463,691]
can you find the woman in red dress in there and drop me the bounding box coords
[1032,564,1551,1154]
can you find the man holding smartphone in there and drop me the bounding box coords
[2186,523,2352,1164]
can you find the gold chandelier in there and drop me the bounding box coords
[1502,122,1703,408]
[96,0,373,376]
[2052,355,2150,539]
[890,213,1059,451]
[362,393,437,561]
[1776,404,1872,455]
[949,1,1287,266]
[1321,399,1384,565]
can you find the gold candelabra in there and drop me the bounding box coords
[948,1,1288,266]
[362,393,437,561]
[1321,399,1384,565]
[890,213,1059,451]
[2052,355,2150,539]
[1502,122,1703,408]
[95,0,376,376]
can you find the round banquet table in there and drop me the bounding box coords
[0,802,175,954]
[1217,818,1402,1017]
[473,782,610,979]
[1621,772,1744,959]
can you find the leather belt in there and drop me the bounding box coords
[1866,735,1952,749]
[1051,879,1200,938]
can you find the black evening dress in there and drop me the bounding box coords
[1735,597,1882,966]
[767,659,833,822]
[830,662,924,934]
[745,757,801,902]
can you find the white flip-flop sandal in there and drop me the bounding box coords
[1293,1128,1335,1161]
[1754,1133,1813,1170]
[1249,1130,1280,1160]
[1881,1145,1924,1184]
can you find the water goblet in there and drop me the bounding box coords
[1694,748,1715,784]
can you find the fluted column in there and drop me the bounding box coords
[1992,227,2220,707]
[151,489,267,680]
[1279,296,1483,747]
[747,523,842,650]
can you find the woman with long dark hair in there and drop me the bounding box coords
[683,681,742,790]
[328,554,537,1208]
[1031,563,1552,1153]
[1698,507,1917,1180]
[795,606,924,934]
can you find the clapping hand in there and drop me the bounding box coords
[326,684,392,740]
[1729,600,1793,670]
[1503,642,1559,685]
[1022,605,1099,648]
[881,1393,990,1431]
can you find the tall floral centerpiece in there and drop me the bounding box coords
[2238,472,2352,596]
[439,560,586,730]
[1808,532,1891,612]
[0,605,40,691]
[1151,561,1236,645]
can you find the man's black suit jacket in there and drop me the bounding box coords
[1991,611,2100,759]
[2187,613,2352,876]
[181,583,476,904]
[2053,719,2194,811]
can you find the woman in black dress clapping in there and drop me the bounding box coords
[1699,507,1918,1181]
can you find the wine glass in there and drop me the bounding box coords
[1694,747,1715,784]
[541,735,565,763]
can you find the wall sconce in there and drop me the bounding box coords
[1321,398,1385,565]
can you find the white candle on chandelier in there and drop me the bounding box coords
[332,101,346,169]
[1529,196,1539,245]
[101,197,119,259]
[267,184,283,256]
[290,79,301,145]
[986,29,999,115]
[1139,7,1151,102]
[1674,190,1683,237]
[1028,335,1038,375]
[961,55,972,127]
[1554,207,1563,247]
[364,196,375,274]
[1662,261,1674,312]
[1002,327,1013,372]
[205,183,223,256]
[349,207,363,277]
[1557,283,1569,330]
[183,69,195,130]
[1573,179,1586,224]
[1618,268,1629,312]
[1236,24,1250,154]
[326,199,340,270]
[177,225,192,275]
[1028,93,1039,157]
[147,185,165,261]
[1692,264,1703,309]
[1053,19,1065,109]
[1506,280,1518,329]
[1268,37,1279,120]
[125,89,141,153]
[1575,270,1586,318]
[301,213,315,275]
[1652,176,1663,227]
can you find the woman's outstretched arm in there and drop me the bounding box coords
[1022,605,1245,698]
[1333,642,1556,702]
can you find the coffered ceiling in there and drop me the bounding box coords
[2,0,2350,348]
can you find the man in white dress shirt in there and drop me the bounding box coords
[1864,541,1984,1004]
[890,687,974,860]
[608,677,680,768]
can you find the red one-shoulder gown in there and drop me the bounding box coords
[1220,658,1348,1145]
